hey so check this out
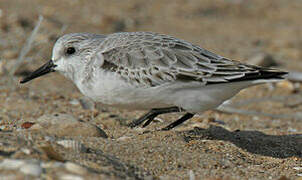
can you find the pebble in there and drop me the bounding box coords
[69,99,80,106]
[0,159,43,177]
[248,52,278,67]
[0,175,20,180]
[64,162,87,175]
[2,50,18,59]
[188,170,195,180]
[287,71,302,82]
[29,113,107,138]
[21,148,31,155]
[212,119,226,125]
[41,161,64,168]
[44,135,56,142]
[0,159,25,169]
[39,144,65,162]
[20,163,43,177]
[56,140,87,153]
[21,122,35,129]
[277,80,299,93]
[293,167,302,171]
[60,174,84,180]
[0,125,6,131]
[116,136,131,141]
[288,128,297,132]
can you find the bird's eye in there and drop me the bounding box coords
[65,47,76,55]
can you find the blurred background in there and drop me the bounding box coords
[0,0,301,179]
[1,0,302,69]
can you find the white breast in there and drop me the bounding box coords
[76,70,174,110]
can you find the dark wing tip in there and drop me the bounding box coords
[229,68,288,83]
[20,79,27,84]
[254,68,288,79]
[205,68,288,85]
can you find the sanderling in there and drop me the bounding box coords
[20,32,287,130]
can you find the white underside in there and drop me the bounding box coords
[75,70,280,113]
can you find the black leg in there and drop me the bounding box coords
[142,116,156,127]
[161,113,195,131]
[128,107,181,128]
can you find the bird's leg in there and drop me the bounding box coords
[128,107,181,128]
[161,113,195,131]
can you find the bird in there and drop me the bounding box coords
[20,32,287,130]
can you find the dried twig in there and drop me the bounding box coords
[59,24,68,35]
[10,15,43,75]
[188,170,195,180]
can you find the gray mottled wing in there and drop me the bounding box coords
[100,32,280,87]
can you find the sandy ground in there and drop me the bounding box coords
[0,0,301,179]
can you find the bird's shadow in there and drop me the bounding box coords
[180,125,302,158]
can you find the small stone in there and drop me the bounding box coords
[60,174,84,180]
[212,119,225,125]
[190,122,210,129]
[20,163,42,177]
[69,99,80,105]
[29,113,107,138]
[0,125,6,131]
[39,144,65,162]
[116,136,131,141]
[0,159,25,169]
[248,52,278,67]
[188,170,195,180]
[64,162,88,175]
[21,148,31,155]
[277,80,299,93]
[30,123,43,130]
[288,128,297,132]
[21,122,35,129]
[293,167,302,171]
[44,135,56,142]
[133,127,145,132]
[2,50,18,59]
[278,176,290,180]
[41,161,64,168]
[287,71,302,82]
[0,175,20,180]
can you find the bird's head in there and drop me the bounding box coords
[20,33,106,84]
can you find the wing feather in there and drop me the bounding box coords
[100,32,286,87]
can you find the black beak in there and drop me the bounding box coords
[20,60,56,84]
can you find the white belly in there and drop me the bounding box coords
[76,71,252,112]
